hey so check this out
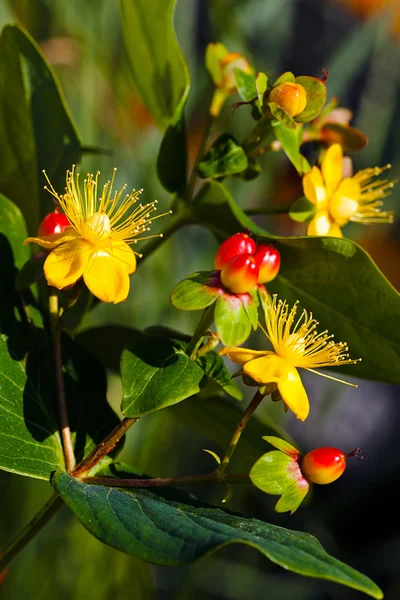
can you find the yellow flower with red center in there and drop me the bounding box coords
[220,294,359,421]
[304,143,396,237]
[25,167,166,303]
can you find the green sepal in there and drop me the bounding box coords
[268,102,298,130]
[321,123,368,152]
[263,435,301,457]
[273,122,304,173]
[256,72,269,107]
[234,69,257,102]
[289,196,317,223]
[273,71,295,85]
[250,450,309,514]
[295,76,327,123]
[121,332,205,417]
[214,292,255,346]
[170,271,223,311]
[205,42,228,85]
[197,134,248,179]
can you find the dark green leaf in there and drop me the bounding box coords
[121,332,204,417]
[157,116,187,195]
[238,157,262,180]
[289,197,317,223]
[196,352,243,400]
[268,102,297,130]
[53,470,383,599]
[214,292,255,347]
[170,271,223,311]
[234,69,257,102]
[14,253,46,292]
[119,0,190,128]
[0,25,81,234]
[0,194,30,269]
[273,123,303,173]
[295,76,327,123]
[197,134,248,179]
[321,123,368,152]
[76,326,141,373]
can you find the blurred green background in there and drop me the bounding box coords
[1,0,400,598]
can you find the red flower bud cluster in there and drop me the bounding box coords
[214,232,281,294]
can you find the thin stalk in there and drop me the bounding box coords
[185,304,215,359]
[0,493,63,572]
[74,417,138,476]
[186,100,215,202]
[82,472,250,488]
[49,292,76,473]
[217,390,265,474]
[139,211,190,266]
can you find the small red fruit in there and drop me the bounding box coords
[254,244,281,283]
[214,233,256,270]
[38,207,70,236]
[220,254,259,294]
[301,447,361,485]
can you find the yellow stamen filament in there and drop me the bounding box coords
[351,164,397,225]
[262,295,360,371]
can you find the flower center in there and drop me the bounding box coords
[80,212,111,245]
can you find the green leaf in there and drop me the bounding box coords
[273,72,295,85]
[197,134,248,179]
[170,271,223,311]
[0,333,64,479]
[0,194,30,269]
[268,102,297,130]
[289,196,317,223]
[214,292,256,347]
[53,470,383,599]
[121,332,204,417]
[234,69,257,102]
[256,72,269,105]
[250,450,309,514]
[119,0,190,129]
[0,25,81,234]
[196,352,243,401]
[273,123,304,173]
[76,326,141,373]
[321,123,368,152]
[157,117,187,195]
[242,114,274,154]
[189,181,400,385]
[295,76,327,123]
[14,253,46,292]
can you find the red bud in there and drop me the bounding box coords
[214,233,256,270]
[301,447,347,485]
[254,245,281,283]
[220,254,259,294]
[38,207,70,236]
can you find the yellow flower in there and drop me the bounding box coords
[220,295,359,421]
[25,167,167,303]
[303,143,396,237]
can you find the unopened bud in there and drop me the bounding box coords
[268,82,307,118]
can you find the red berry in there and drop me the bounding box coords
[214,233,256,270]
[254,244,281,283]
[38,208,70,236]
[220,254,259,294]
[301,447,347,485]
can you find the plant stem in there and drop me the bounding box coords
[217,390,265,474]
[49,292,76,473]
[139,211,190,266]
[185,304,215,359]
[0,492,63,572]
[73,417,138,476]
[81,472,250,488]
[186,100,215,202]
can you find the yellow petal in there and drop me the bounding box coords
[219,347,271,365]
[107,241,137,275]
[303,166,327,209]
[307,211,343,237]
[329,177,360,226]
[44,238,92,289]
[321,143,343,194]
[24,228,79,249]
[243,354,309,420]
[83,249,130,304]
